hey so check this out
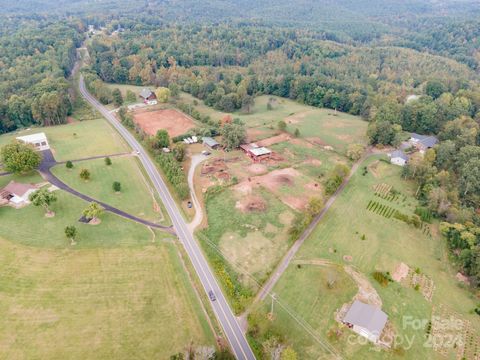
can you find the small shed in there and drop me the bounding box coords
[343,300,388,343]
[202,137,220,149]
[16,132,50,151]
[389,150,409,167]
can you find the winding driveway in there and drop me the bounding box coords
[249,150,373,310]
[38,149,175,234]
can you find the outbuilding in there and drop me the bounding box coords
[240,143,272,162]
[16,132,50,151]
[389,150,409,166]
[0,181,38,208]
[342,300,388,344]
[202,137,220,149]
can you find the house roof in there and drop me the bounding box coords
[250,147,271,156]
[343,300,388,335]
[1,181,37,198]
[139,88,154,99]
[411,133,438,148]
[240,143,271,156]
[16,132,47,144]
[202,137,219,147]
[391,150,409,161]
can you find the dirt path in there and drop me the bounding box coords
[187,153,208,232]
[242,148,375,316]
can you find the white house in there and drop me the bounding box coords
[16,132,50,151]
[0,181,38,208]
[389,150,409,167]
[342,300,388,344]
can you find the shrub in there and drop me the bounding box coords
[105,157,112,166]
[66,160,73,169]
[112,181,121,192]
[372,271,392,287]
[80,168,91,181]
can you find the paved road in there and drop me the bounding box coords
[38,149,175,233]
[79,75,256,360]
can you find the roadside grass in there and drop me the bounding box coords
[51,156,166,224]
[198,187,295,313]
[0,237,214,359]
[0,119,128,162]
[250,155,479,359]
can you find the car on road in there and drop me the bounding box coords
[208,290,216,301]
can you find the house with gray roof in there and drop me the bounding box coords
[410,133,438,153]
[389,150,409,166]
[202,137,220,149]
[342,300,388,343]
[139,89,157,104]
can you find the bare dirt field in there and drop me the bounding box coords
[256,133,291,147]
[133,109,195,137]
[233,167,322,210]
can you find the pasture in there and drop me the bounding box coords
[248,156,480,359]
[0,236,214,359]
[198,187,295,313]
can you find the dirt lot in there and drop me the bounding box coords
[233,167,322,211]
[133,109,195,137]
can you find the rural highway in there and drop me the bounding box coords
[79,75,256,360]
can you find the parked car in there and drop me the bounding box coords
[201,150,211,156]
[187,201,193,208]
[208,290,216,301]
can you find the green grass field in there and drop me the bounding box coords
[248,156,480,359]
[51,156,166,224]
[177,93,368,153]
[0,237,214,359]
[0,119,128,162]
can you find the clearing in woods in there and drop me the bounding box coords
[133,108,196,137]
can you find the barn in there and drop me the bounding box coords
[240,143,272,162]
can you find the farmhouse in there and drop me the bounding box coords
[389,150,409,166]
[409,133,438,153]
[342,300,388,344]
[139,89,157,105]
[16,132,50,151]
[202,137,220,149]
[0,181,38,208]
[240,143,272,162]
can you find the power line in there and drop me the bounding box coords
[200,236,343,359]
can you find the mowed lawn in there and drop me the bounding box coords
[0,119,128,162]
[52,156,166,224]
[251,156,479,359]
[0,237,214,359]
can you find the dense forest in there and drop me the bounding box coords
[0,18,83,133]
[0,0,479,286]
